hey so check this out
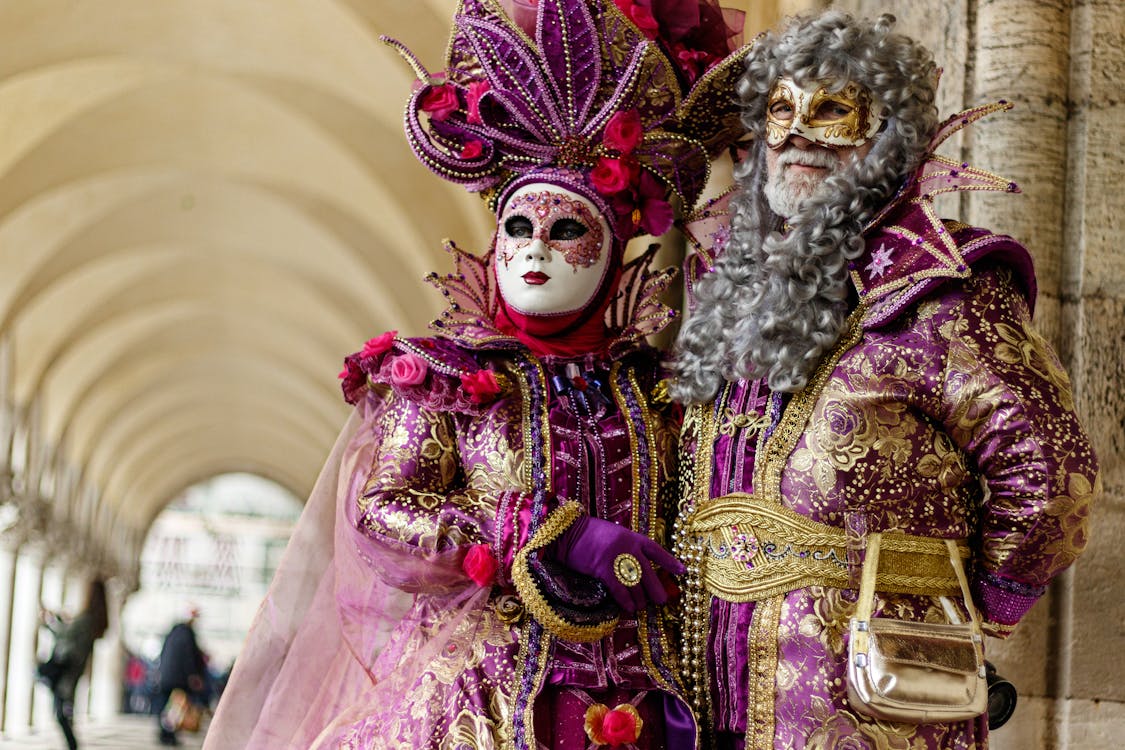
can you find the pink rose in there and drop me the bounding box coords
[460,369,503,403]
[361,330,397,358]
[584,703,643,745]
[420,83,460,122]
[389,353,428,386]
[466,80,491,125]
[602,109,643,154]
[462,544,498,587]
[601,707,641,744]
[590,156,638,195]
[460,139,484,159]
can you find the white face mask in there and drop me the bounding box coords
[494,183,612,316]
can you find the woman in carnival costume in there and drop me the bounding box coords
[205,1,748,748]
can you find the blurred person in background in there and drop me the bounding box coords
[38,578,109,750]
[155,605,208,746]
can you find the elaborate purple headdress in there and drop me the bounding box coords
[383,0,748,241]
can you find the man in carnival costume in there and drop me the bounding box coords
[671,11,1099,750]
[205,1,749,748]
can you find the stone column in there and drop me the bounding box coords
[1049,1,1125,747]
[961,6,1075,747]
[0,543,17,735]
[3,544,45,739]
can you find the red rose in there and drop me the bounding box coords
[602,109,643,154]
[361,330,397,358]
[590,156,638,195]
[585,703,643,745]
[602,706,642,744]
[420,83,460,122]
[466,79,491,125]
[462,544,498,587]
[389,353,428,386]
[460,369,503,403]
[460,139,484,159]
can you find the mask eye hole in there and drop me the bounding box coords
[815,100,854,120]
[504,216,533,239]
[549,218,587,241]
[769,100,794,121]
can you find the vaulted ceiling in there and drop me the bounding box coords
[0,0,783,573]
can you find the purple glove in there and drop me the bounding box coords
[549,515,685,612]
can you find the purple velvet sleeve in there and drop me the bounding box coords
[934,265,1098,633]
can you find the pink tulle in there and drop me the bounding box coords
[204,395,491,749]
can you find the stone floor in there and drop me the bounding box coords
[0,714,207,749]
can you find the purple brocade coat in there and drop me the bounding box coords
[677,196,1099,750]
[327,247,694,750]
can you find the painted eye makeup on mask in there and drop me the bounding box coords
[497,192,604,271]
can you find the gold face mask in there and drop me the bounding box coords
[765,77,883,149]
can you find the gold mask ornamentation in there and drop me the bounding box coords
[765,77,883,149]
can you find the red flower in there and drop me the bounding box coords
[462,544,498,587]
[460,139,484,159]
[389,353,428,386]
[590,156,639,195]
[466,80,491,125]
[602,109,643,154]
[337,367,349,380]
[460,369,504,404]
[613,0,659,39]
[361,330,397,359]
[674,45,714,84]
[420,83,460,122]
[584,703,643,745]
[602,707,641,744]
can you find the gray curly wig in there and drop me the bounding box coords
[672,12,939,402]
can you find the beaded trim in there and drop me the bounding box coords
[672,400,717,739]
[616,364,678,692]
[511,354,551,750]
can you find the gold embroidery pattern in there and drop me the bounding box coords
[746,595,782,750]
[719,407,771,437]
[692,494,967,602]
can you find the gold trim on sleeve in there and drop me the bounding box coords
[510,501,620,643]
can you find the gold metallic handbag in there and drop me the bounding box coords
[846,533,987,723]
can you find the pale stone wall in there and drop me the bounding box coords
[829,1,1125,747]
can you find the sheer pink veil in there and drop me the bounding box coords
[204,393,492,749]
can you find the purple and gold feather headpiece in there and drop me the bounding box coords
[383,0,749,241]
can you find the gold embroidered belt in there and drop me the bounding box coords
[685,493,969,602]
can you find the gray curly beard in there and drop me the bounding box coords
[763,146,842,218]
